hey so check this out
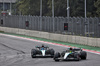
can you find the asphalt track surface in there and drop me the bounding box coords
[0,34,100,66]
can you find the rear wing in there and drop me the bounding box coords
[73,48,82,51]
[35,46,49,49]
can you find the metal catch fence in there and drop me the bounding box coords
[0,15,100,38]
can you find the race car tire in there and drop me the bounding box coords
[80,51,87,60]
[53,52,60,62]
[50,49,55,57]
[61,51,66,57]
[74,53,80,61]
[31,49,36,58]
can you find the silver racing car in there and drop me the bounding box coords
[31,45,55,58]
[53,47,87,61]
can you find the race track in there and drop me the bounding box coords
[0,34,100,66]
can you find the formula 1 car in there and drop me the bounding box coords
[53,47,87,61]
[31,45,55,58]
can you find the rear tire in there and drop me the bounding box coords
[50,49,55,57]
[80,51,87,60]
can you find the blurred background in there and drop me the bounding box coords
[0,0,100,37]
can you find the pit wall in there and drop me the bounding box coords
[0,26,100,47]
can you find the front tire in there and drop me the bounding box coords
[74,53,80,61]
[53,52,60,62]
[31,49,36,58]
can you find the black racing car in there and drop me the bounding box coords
[31,45,55,58]
[53,47,87,61]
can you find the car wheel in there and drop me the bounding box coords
[61,51,66,57]
[53,52,60,62]
[31,49,36,58]
[80,51,87,60]
[74,53,80,61]
[50,49,55,57]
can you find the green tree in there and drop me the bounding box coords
[87,0,97,17]
[15,0,40,15]
[29,0,40,15]
[47,0,67,17]
[42,0,50,16]
[94,0,100,16]
[15,0,29,15]
[15,0,98,17]
[54,0,67,17]
[70,0,84,17]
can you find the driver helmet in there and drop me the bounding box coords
[42,44,44,47]
[68,47,73,53]
[69,47,73,50]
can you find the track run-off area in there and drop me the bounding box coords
[0,33,100,66]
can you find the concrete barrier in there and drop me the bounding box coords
[71,36,76,43]
[97,38,100,47]
[17,29,26,35]
[88,38,97,47]
[39,32,49,39]
[67,35,72,43]
[79,37,88,45]
[49,33,61,41]
[60,35,68,42]
[0,26,100,47]
[28,30,39,37]
[75,36,80,44]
